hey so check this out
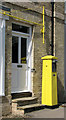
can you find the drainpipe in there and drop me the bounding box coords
[51,2,54,56]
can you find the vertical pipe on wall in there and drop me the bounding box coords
[54,3,55,56]
[64,24,66,90]
[64,1,66,90]
[51,2,54,56]
[43,6,44,44]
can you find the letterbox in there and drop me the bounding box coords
[41,55,58,106]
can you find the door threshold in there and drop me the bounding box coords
[11,92,32,99]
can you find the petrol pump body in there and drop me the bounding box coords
[41,55,58,106]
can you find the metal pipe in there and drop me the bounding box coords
[0,10,42,26]
[43,6,44,44]
[54,3,55,56]
[51,2,54,56]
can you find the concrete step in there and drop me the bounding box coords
[12,97,38,106]
[17,104,45,113]
[12,92,32,99]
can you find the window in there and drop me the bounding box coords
[52,60,56,72]
[21,37,27,64]
[12,36,27,64]
[12,23,29,34]
[12,36,18,63]
[65,2,66,24]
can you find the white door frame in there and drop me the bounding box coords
[0,19,5,96]
[0,13,9,96]
[12,26,32,93]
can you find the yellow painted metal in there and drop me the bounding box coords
[43,6,44,44]
[42,55,58,106]
[0,7,45,44]
[21,57,26,60]
[0,10,42,26]
[52,72,57,105]
[0,9,10,13]
[21,57,26,64]
[41,55,57,60]
[0,6,45,44]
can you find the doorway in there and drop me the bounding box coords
[11,23,32,93]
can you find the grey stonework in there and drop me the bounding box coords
[5,18,12,96]
[1,2,65,115]
[55,18,64,103]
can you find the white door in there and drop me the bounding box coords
[11,35,31,93]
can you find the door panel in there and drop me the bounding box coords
[11,36,28,93]
[11,34,32,93]
[18,64,27,91]
[12,64,18,90]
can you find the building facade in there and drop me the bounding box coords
[0,2,65,115]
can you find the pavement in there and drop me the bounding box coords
[26,106,65,118]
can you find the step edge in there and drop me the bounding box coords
[12,97,38,103]
[17,104,45,110]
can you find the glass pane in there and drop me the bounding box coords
[65,1,66,14]
[21,38,27,64]
[12,23,29,34]
[12,36,18,63]
[52,60,56,72]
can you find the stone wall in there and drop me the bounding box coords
[5,18,12,96]
[55,18,64,103]
[54,2,64,103]
[3,18,12,116]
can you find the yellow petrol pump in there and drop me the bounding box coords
[41,55,58,106]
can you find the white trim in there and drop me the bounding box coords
[12,32,29,38]
[0,13,9,20]
[12,22,32,37]
[11,90,32,94]
[0,13,9,96]
[11,23,32,93]
[12,31,30,37]
[0,19,5,96]
[19,36,21,64]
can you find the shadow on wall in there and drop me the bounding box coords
[57,75,64,104]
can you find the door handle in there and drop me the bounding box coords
[28,67,30,69]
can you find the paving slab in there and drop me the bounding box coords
[26,107,64,118]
